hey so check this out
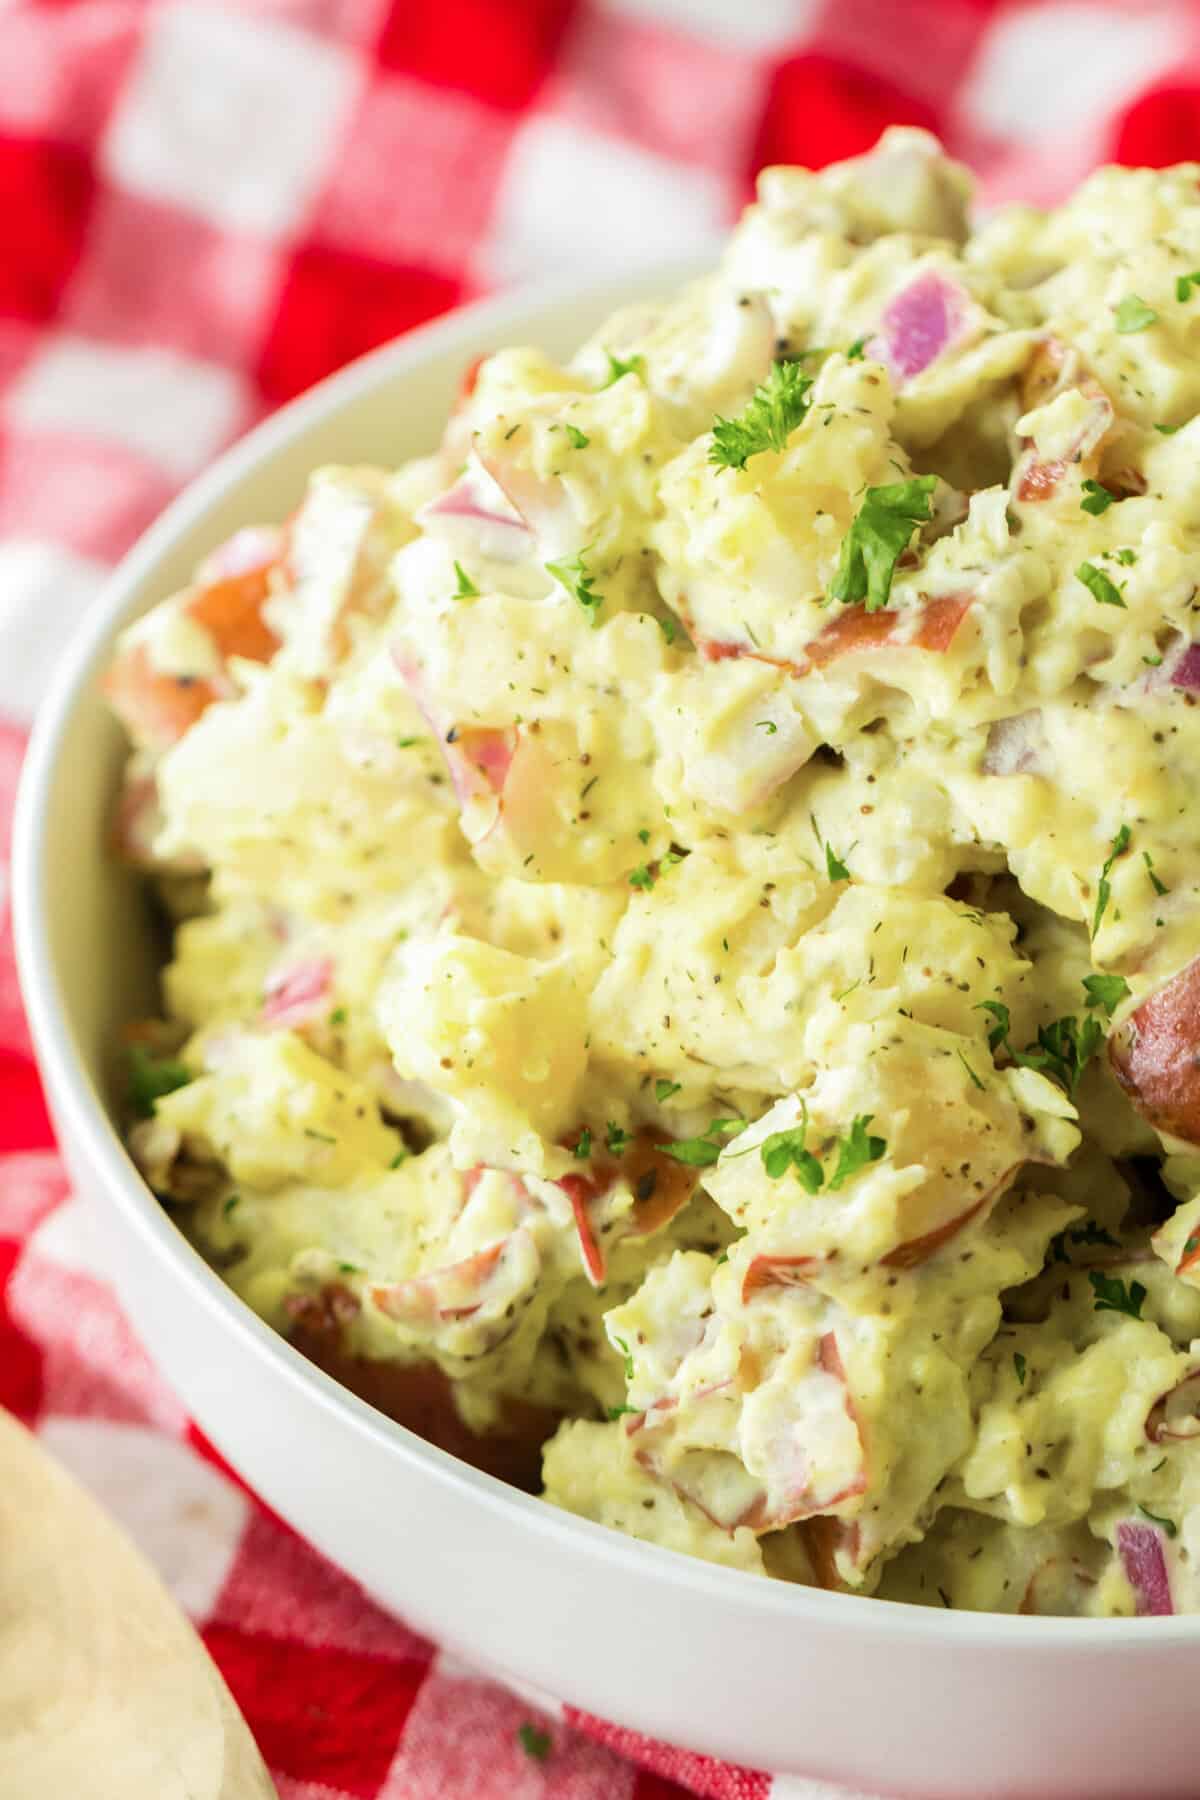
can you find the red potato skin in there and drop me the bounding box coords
[556,1131,700,1285]
[285,1284,559,1493]
[694,593,971,677]
[1111,956,1200,1154]
[104,550,283,751]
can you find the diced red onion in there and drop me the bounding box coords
[419,454,534,562]
[1171,643,1200,692]
[1116,1519,1174,1616]
[261,956,334,1030]
[983,712,1047,777]
[865,271,974,386]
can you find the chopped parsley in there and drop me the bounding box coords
[304,1128,337,1145]
[388,1150,408,1170]
[1082,973,1131,1017]
[658,1117,745,1168]
[827,1114,887,1190]
[976,999,1011,1052]
[222,1193,241,1216]
[845,336,868,360]
[602,349,645,387]
[708,360,814,471]
[453,561,479,598]
[1138,1503,1177,1538]
[756,719,778,734]
[1178,271,1200,302]
[1080,479,1115,516]
[605,1122,631,1157]
[329,1006,347,1026]
[1114,294,1158,334]
[1070,1220,1120,1249]
[517,1722,552,1762]
[825,841,851,883]
[1154,422,1181,435]
[573,1127,592,1159]
[830,475,937,613]
[657,612,678,645]
[545,546,603,624]
[1014,1352,1027,1386]
[1114,548,1137,566]
[607,1404,639,1420]
[1092,823,1132,937]
[612,1334,635,1380]
[758,1100,825,1193]
[396,736,422,748]
[1014,1013,1103,1096]
[1076,561,1126,609]
[957,1049,985,1092]
[1089,1271,1147,1319]
[127,1046,192,1119]
[756,1102,885,1194]
[564,423,589,448]
[1143,849,1169,897]
[655,1079,682,1103]
[628,864,655,891]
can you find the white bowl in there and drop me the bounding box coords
[13,267,1200,1800]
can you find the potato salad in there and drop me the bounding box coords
[108,129,1200,1617]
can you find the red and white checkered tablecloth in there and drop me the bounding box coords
[6,3,1200,1794]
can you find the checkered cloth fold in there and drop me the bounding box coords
[5,3,1200,1793]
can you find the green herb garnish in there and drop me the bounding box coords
[127,1046,192,1119]
[1177,271,1200,302]
[564,423,589,448]
[1089,1271,1146,1318]
[1069,1220,1120,1248]
[1114,294,1158,333]
[1014,1014,1104,1096]
[1080,479,1115,516]
[977,999,1011,1052]
[827,1114,887,1191]
[655,1080,682,1103]
[658,1118,745,1169]
[1092,824,1132,937]
[545,546,603,624]
[573,1127,592,1159]
[830,476,937,613]
[825,841,851,883]
[758,1099,825,1194]
[453,561,479,597]
[1014,1352,1027,1386]
[708,360,814,472]
[1077,561,1126,609]
[602,350,645,387]
[612,1334,635,1380]
[1143,849,1169,897]
[605,1122,631,1157]
[1082,973,1131,1017]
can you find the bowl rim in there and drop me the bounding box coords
[12,264,1198,1650]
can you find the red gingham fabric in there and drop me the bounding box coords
[6,4,1200,1794]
